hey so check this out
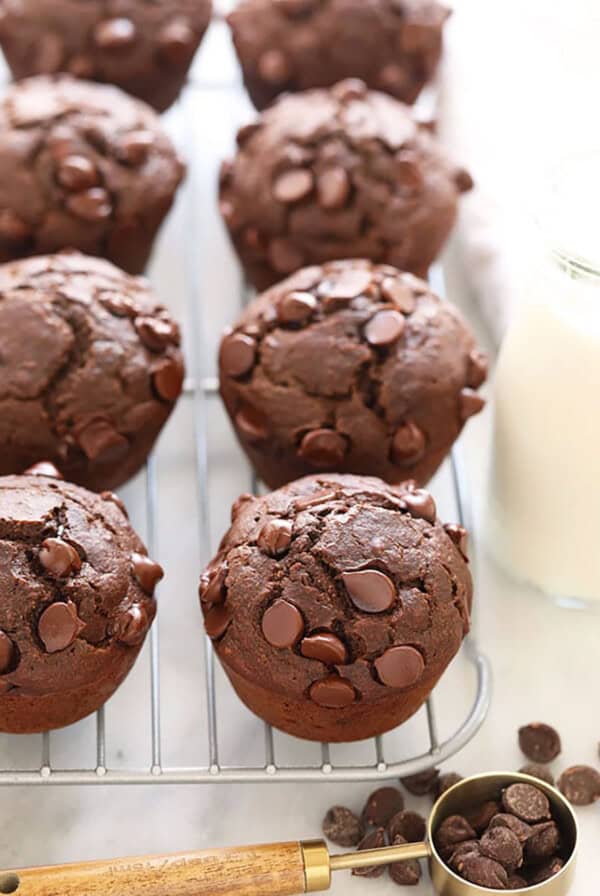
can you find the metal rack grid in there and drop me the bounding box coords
[0,45,491,787]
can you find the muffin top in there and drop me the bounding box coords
[200,474,471,707]
[228,0,450,109]
[0,75,184,267]
[0,250,184,478]
[0,473,161,697]
[219,259,487,487]
[219,79,471,287]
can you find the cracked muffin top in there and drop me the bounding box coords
[0,472,161,698]
[0,250,184,491]
[200,473,472,707]
[219,259,487,489]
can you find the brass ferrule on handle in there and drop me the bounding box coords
[301,838,431,893]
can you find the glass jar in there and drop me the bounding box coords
[487,154,600,606]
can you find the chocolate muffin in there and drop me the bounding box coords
[228,0,449,111]
[0,472,162,733]
[199,473,472,742]
[0,0,212,112]
[0,251,185,491]
[219,79,472,290]
[0,75,185,273]
[219,260,487,489]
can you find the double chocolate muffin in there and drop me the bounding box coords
[0,251,185,491]
[228,0,450,110]
[0,471,162,733]
[200,474,472,742]
[0,0,212,112]
[219,260,487,489]
[220,80,472,289]
[0,75,184,273]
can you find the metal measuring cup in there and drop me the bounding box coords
[0,772,577,896]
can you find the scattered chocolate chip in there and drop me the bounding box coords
[57,155,99,191]
[300,632,347,665]
[135,316,179,352]
[455,168,475,193]
[488,814,532,845]
[507,873,528,889]
[204,605,233,640]
[519,764,555,786]
[309,675,356,708]
[298,429,348,467]
[0,631,16,674]
[94,17,137,49]
[401,768,440,796]
[380,276,417,313]
[257,518,293,557]
[388,834,422,886]
[262,599,304,648]
[342,569,396,613]
[467,349,489,389]
[502,783,551,823]
[277,290,317,324]
[362,787,405,827]
[322,806,363,847]
[480,826,523,873]
[464,800,501,834]
[273,168,314,203]
[326,268,372,300]
[558,765,600,806]
[199,564,227,606]
[220,332,257,378]
[444,523,469,560]
[115,130,154,166]
[316,167,350,209]
[391,422,426,466]
[387,810,426,844]
[100,491,128,517]
[131,552,164,594]
[365,309,405,346]
[152,357,185,402]
[434,815,477,857]
[113,603,150,647]
[38,601,85,653]
[459,387,486,421]
[158,20,195,64]
[23,461,63,479]
[518,722,562,763]
[375,645,425,689]
[458,854,509,889]
[39,537,81,577]
[66,187,112,221]
[435,773,463,800]
[525,821,560,863]
[352,828,386,878]
[528,856,565,885]
[235,404,269,442]
[401,489,436,523]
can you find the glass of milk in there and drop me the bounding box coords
[487,153,600,607]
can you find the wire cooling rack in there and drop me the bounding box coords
[0,17,491,786]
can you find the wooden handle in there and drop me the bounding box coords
[3,842,307,896]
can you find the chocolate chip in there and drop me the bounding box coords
[502,783,551,822]
[135,316,179,351]
[401,768,440,796]
[258,48,291,83]
[375,645,425,689]
[277,290,317,324]
[199,564,227,606]
[23,461,63,479]
[298,429,348,467]
[273,168,314,203]
[448,840,481,872]
[467,349,489,388]
[351,828,386,878]
[113,603,150,647]
[220,332,257,378]
[332,78,368,102]
[268,238,305,274]
[558,765,600,806]
[395,154,424,194]
[458,854,509,889]
[525,821,560,863]
[387,810,426,843]
[66,187,112,221]
[152,357,185,402]
[326,268,372,300]
[380,276,417,313]
[529,856,565,884]
[204,605,233,640]
[480,826,523,873]
[362,787,405,827]
[38,601,85,653]
[444,523,469,560]
[518,723,561,763]
[100,291,136,317]
[435,773,464,800]
[455,168,475,193]
[300,632,347,665]
[158,20,195,64]
[0,209,30,243]
[309,675,356,708]
[39,537,81,577]
[322,806,363,847]
[257,519,293,557]
[389,834,422,886]
[131,552,164,594]
[235,404,269,442]
[57,155,99,191]
[100,490,128,517]
[77,417,128,463]
[94,18,137,49]
[520,764,555,786]
[459,387,486,421]
[316,167,350,209]
[507,873,528,889]
[401,489,436,523]
[391,422,426,465]
[365,309,405,346]
[488,814,532,845]
[0,631,16,674]
[342,569,396,613]
[464,800,501,834]
[115,131,154,166]
[261,599,304,648]
[236,122,262,147]
[434,815,477,856]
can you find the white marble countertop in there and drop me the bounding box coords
[0,8,598,895]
